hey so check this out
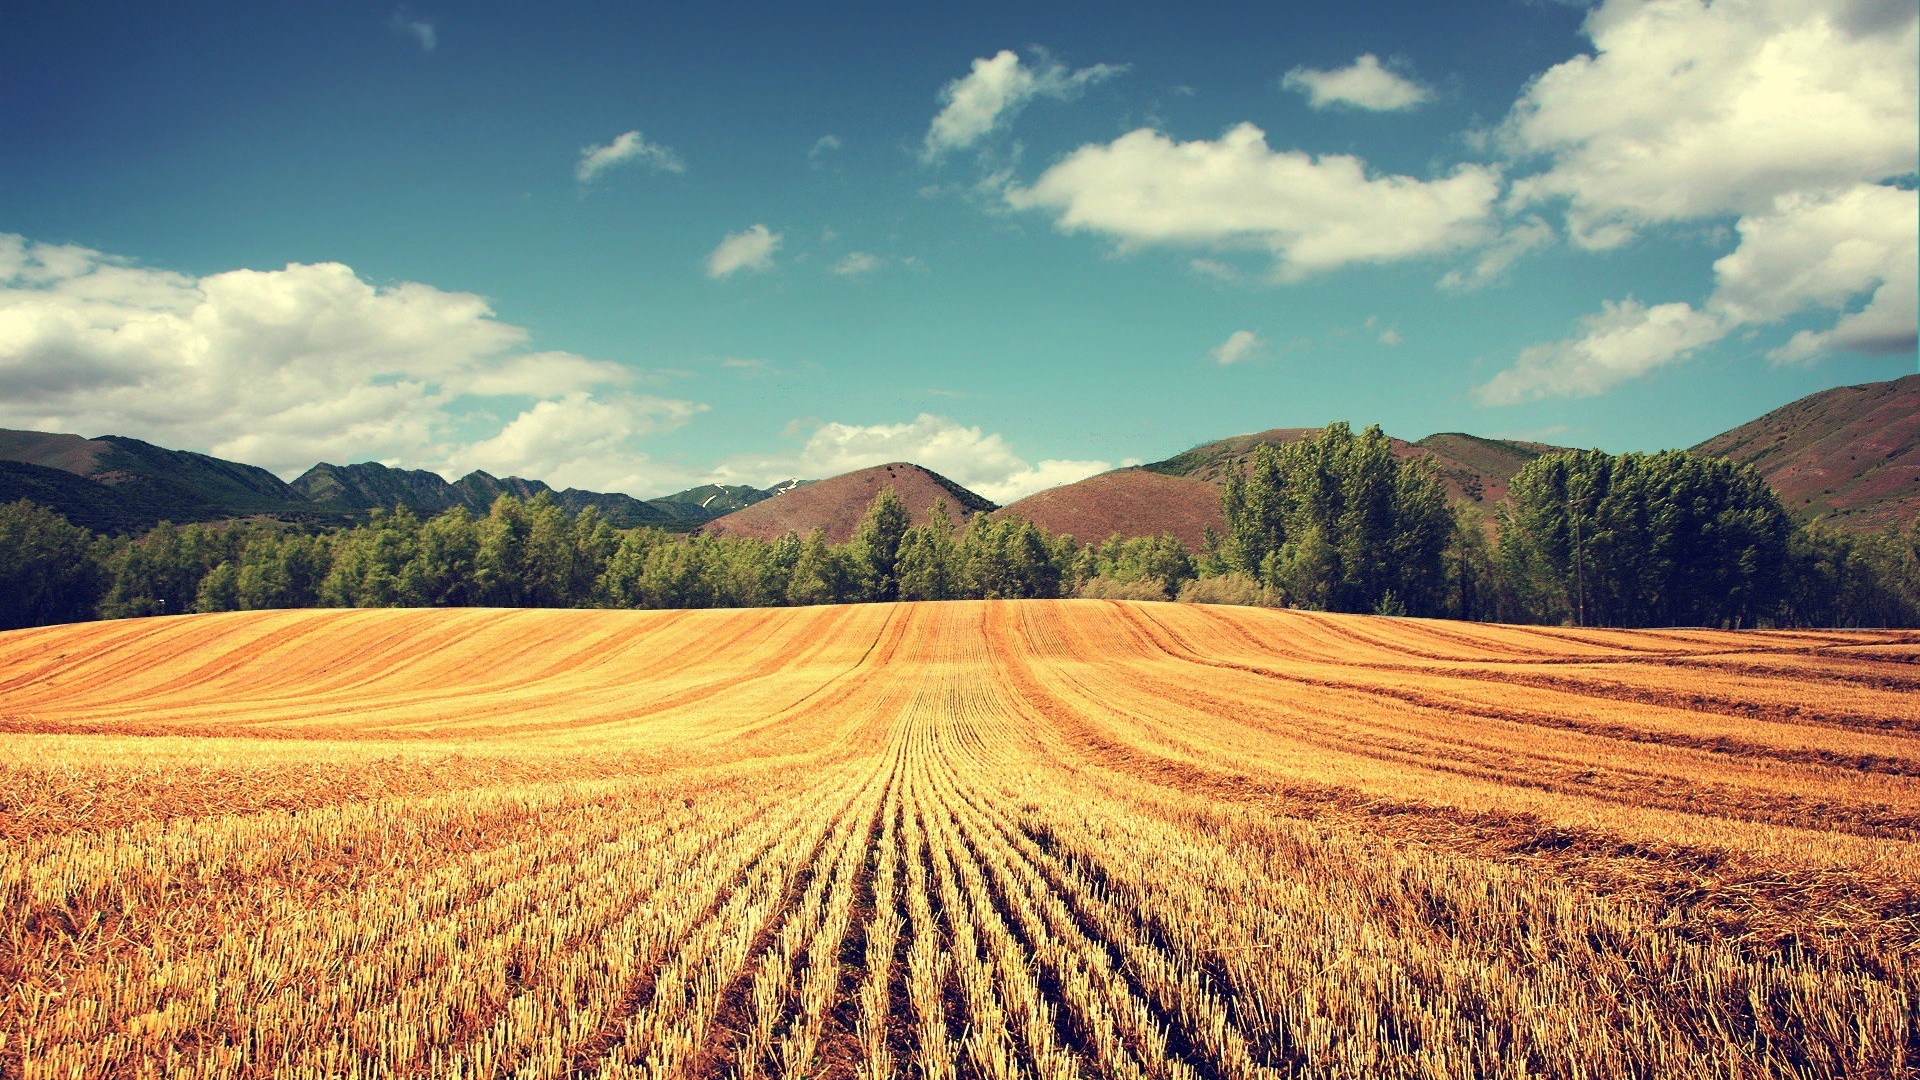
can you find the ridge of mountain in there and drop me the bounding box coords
[650,482,807,520]
[0,429,305,511]
[0,431,793,533]
[1691,373,1919,529]
[4,373,1914,541]
[0,428,316,531]
[291,461,703,529]
[0,460,223,533]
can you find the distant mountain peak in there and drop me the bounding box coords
[699,462,993,543]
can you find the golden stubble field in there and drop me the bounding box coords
[1,600,1917,1079]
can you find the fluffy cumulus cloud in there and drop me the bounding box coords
[0,234,702,493]
[1504,0,1917,241]
[923,49,1126,160]
[1006,123,1501,280]
[706,224,782,279]
[1480,0,1918,400]
[1210,329,1265,365]
[1713,183,1919,361]
[715,414,1110,504]
[1475,299,1725,404]
[575,130,685,183]
[1282,54,1434,111]
[449,392,705,494]
[1477,185,1917,401]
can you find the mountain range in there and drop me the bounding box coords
[0,430,804,534]
[3,373,1913,542]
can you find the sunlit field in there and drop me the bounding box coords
[2,601,1917,1079]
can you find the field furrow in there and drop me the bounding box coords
[2,600,1916,1079]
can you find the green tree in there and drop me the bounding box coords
[596,528,670,608]
[234,531,330,610]
[1781,522,1920,628]
[195,561,242,613]
[0,500,108,629]
[639,537,716,608]
[320,507,421,607]
[896,501,960,601]
[853,487,912,601]
[1080,533,1194,598]
[786,528,840,606]
[99,520,236,618]
[1218,423,1454,614]
[400,507,481,606]
[1499,449,1790,627]
[1444,510,1502,622]
[957,515,1060,599]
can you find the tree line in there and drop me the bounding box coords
[3,422,1916,631]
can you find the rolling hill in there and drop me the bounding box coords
[1692,373,1919,530]
[993,468,1226,549]
[998,428,1563,549]
[0,429,317,530]
[0,460,221,533]
[697,462,994,542]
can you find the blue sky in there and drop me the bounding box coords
[1,0,1914,500]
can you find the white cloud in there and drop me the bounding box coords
[0,233,703,494]
[923,49,1126,160]
[1474,298,1726,404]
[1437,216,1556,291]
[1475,0,1918,400]
[1504,0,1918,241]
[833,252,886,276]
[1005,123,1501,280]
[459,352,633,397]
[713,413,1110,504]
[1377,328,1404,346]
[1188,258,1242,283]
[390,9,435,53]
[575,130,685,183]
[1709,182,1918,360]
[1478,182,1917,400]
[449,392,705,494]
[1210,329,1265,365]
[1282,54,1434,111]
[809,135,842,168]
[706,224,782,279]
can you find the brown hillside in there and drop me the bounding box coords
[1140,427,1564,519]
[0,429,114,475]
[994,468,1226,549]
[696,462,995,543]
[1693,373,1920,530]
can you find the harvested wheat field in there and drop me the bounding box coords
[2,601,1919,1079]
